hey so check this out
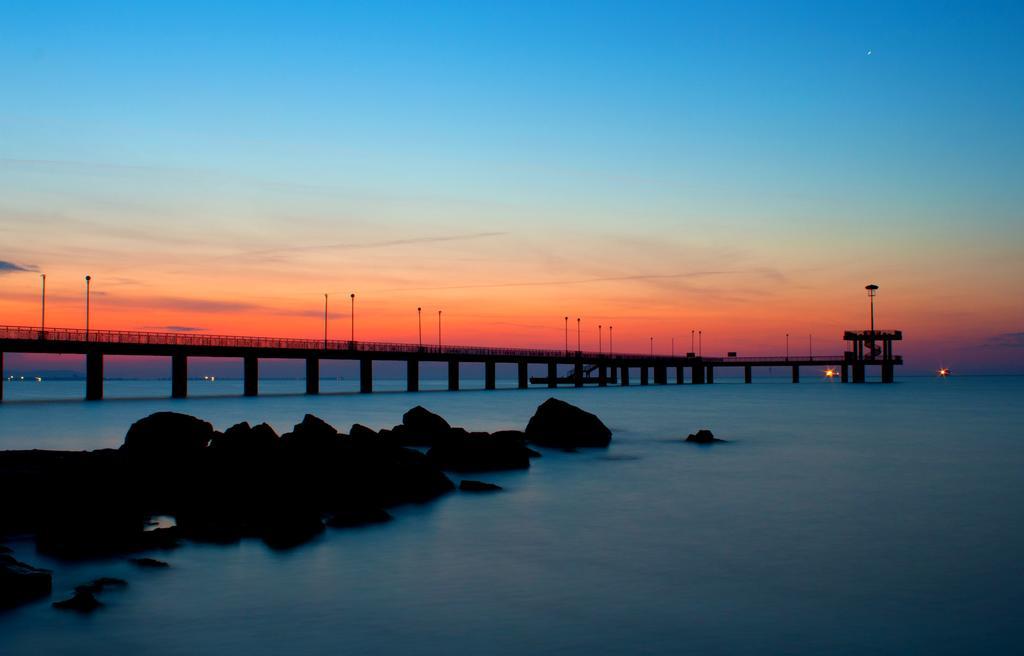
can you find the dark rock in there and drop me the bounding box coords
[326,507,393,528]
[493,431,542,457]
[427,430,532,472]
[75,577,127,595]
[459,480,502,492]
[0,554,52,609]
[349,424,378,439]
[52,590,102,613]
[212,422,278,452]
[280,414,342,454]
[0,545,11,554]
[130,557,169,568]
[685,429,723,444]
[395,406,451,446]
[121,412,216,457]
[524,398,612,449]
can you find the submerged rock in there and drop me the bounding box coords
[130,557,170,568]
[75,577,127,595]
[52,590,102,613]
[524,398,612,449]
[685,429,723,444]
[0,554,52,609]
[459,480,503,492]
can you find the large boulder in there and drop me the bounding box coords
[392,406,452,446]
[0,554,52,609]
[121,412,216,457]
[427,429,532,472]
[524,398,612,449]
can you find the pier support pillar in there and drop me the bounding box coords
[620,366,630,386]
[518,362,528,389]
[407,359,419,392]
[598,365,607,387]
[692,365,705,384]
[305,357,319,395]
[485,361,496,390]
[676,366,684,384]
[791,365,800,384]
[574,362,584,387]
[706,366,714,384]
[86,352,104,400]
[172,354,188,398]
[881,362,894,384]
[744,365,752,384]
[609,366,618,384]
[841,364,849,383]
[360,359,373,393]
[243,356,258,396]
[853,362,865,383]
[547,362,557,388]
[640,367,649,386]
[448,361,460,391]
[654,365,667,385]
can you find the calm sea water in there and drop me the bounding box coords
[1,376,1022,655]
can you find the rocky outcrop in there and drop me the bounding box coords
[524,398,612,449]
[386,406,452,446]
[459,480,502,492]
[0,554,52,609]
[685,429,723,444]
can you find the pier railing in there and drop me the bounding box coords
[0,325,690,361]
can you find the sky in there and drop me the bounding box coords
[1,0,1022,375]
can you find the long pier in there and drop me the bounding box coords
[0,325,902,401]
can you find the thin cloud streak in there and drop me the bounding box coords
[238,232,508,258]
[0,260,39,274]
[383,268,786,293]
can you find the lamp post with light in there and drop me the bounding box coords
[40,273,46,339]
[85,275,92,341]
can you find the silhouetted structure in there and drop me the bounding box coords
[0,324,902,401]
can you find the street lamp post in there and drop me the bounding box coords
[349,293,355,343]
[809,334,813,358]
[438,310,442,348]
[576,317,580,353]
[324,294,328,348]
[85,275,92,341]
[650,336,653,356]
[698,330,702,356]
[418,307,422,347]
[786,333,790,360]
[598,325,602,354]
[609,326,613,356]
[671,337,674,357]
[691,330,695,354]
[564,316,568,355]
[40,273,46,338]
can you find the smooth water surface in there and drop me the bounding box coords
[1,377,1022,655]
